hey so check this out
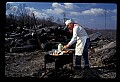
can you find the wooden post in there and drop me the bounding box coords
[32,13,42,49]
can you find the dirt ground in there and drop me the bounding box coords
[5,50,116,78]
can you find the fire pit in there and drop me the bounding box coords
[44,49,74,76]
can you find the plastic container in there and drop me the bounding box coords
[58,43,63,52]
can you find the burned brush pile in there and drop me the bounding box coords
[5,24,71,53]
[5,24,116,78]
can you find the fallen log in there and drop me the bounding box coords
[94,41,116,53]
[10,45,37,53]
[89,32,102,42]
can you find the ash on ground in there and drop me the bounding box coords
[5,25,116,78]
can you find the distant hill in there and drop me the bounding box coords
[85,28,116,41]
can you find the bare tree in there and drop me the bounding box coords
[17,3,28,28]
[56,18,63,25]
[45,16,55,26]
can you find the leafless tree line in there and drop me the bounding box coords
[6,3,64,28]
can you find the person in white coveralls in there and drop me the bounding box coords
[63,19,90,70]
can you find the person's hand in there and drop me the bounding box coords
[63,44,69,49]
[63,45,67,49]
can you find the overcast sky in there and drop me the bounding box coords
[6,2,117,30]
